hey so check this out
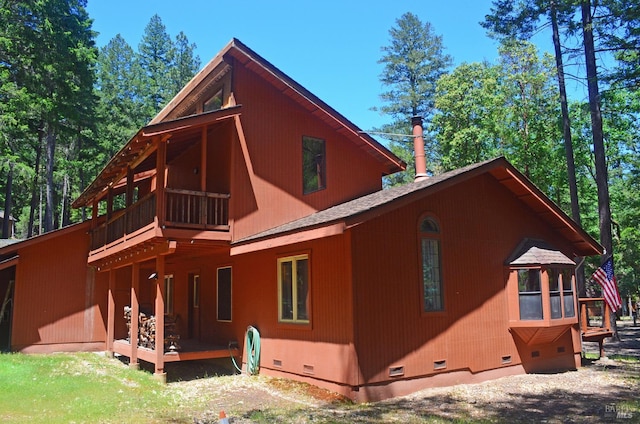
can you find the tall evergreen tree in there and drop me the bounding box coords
[374,12,452,185]
[0,0,97,234]
[96,34,146,155]
[138,14,173,123]
[169,31,201,96]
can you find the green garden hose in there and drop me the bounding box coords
[230,325,260,375]
[245,325,260,375]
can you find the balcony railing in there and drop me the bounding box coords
[164,188,230,229]
[90,189,229,251]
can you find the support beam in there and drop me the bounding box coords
[130,262,140,370]
[126,167,134,207]
[200,126,207,192]
[91,200,98,230]
[154,255,166,381]
[106,187,114,221]
[156,138,167,226]
[106,269,115,356]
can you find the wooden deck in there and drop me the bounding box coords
[113,339,240,364]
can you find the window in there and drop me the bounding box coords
[420,217,443,312]
[548,269,562,319]
[217,267,232,322]
[302,136,326,194]
[203,87,223,112]
[192,274,200,308]
[562,269,575,317]
[277,255,310,323]
[518,269,542,320]
[164,275,174,315]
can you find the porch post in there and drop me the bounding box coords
[106,269,115,356]
[200,127,208,225]
[130,263,140,370]
[126,167,134,207]
[200,126,207,192]
[154,255,166,382]
[106,187,114,221]
[156,138,167,226]
[91,200,98,230]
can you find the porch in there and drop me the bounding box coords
[113,339,239,371]
[102,248,240,381]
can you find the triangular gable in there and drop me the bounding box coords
[151,38,404,175]
[231,157,602,258]
[506,239,576,266]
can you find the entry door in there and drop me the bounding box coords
[188,274,200,340]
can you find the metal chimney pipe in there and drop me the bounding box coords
[412,116,428,182]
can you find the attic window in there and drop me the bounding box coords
[302,136,326,194]
[203,87,223,112]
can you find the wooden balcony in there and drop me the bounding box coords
[164,188,229,230]
[90,189,230,252]
[579,297,613,357]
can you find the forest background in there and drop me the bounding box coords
[1,0,639,303]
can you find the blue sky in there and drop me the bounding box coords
[86,1,557,133]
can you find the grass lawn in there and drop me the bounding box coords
[0,352,180,423]
[1,350,638,423]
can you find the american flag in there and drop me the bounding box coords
[591,257,622,312]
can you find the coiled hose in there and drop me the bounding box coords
[230,325,260,375]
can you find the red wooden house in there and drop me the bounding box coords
[0,38,605,402]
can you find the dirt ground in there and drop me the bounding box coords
[163,320,640,423]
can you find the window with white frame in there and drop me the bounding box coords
[277,255,310,323]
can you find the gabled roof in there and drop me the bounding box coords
[73,38,404,209]
[232,157,602,258]
[507,239,576,266]
[151,38,405,174]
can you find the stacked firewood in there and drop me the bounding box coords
[124,306,180,350]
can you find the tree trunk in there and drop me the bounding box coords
[2,163,13,239]
[581,0,617,338]
[27,126,44,238]
[44,124,56,233]
[550,2,586,295]
[61,173,70,227]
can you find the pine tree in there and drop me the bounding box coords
[138,14,173,123]
[375,12,452,185]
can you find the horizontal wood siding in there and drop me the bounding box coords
[230,64,385,241]
[12,225,106,351]
[351,173,579,387]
